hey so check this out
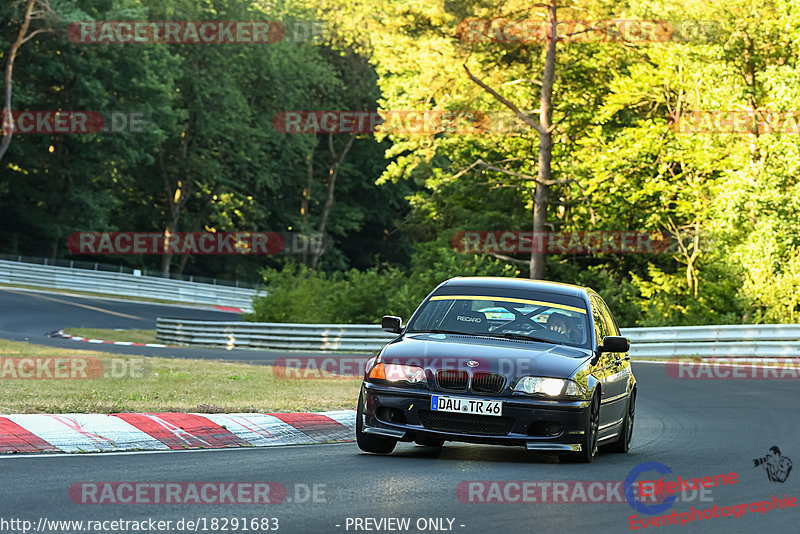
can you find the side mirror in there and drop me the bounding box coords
[381,315,402,334]
[599,336,630,354]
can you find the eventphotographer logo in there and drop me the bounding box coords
[754,446,793,483]
[624,462,732,515]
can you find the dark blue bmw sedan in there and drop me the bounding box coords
[356,277,635,463]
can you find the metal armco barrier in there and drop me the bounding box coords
[155,319,800,357]
[0,259,260,311]
[156,319,397,351]
[624,324,800,358]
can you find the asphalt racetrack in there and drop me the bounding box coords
[0,287,367,363]
[0,287,798,534]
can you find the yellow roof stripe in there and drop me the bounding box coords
[429,295,587,314]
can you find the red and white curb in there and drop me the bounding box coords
[51,330,169,348]
[0,410,355,453]
[214,305,244,313]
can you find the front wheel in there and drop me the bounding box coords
[607,389,635,453]
[356,390,396,454]
[560,392,600,463]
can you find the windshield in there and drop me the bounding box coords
[407,293,591,349]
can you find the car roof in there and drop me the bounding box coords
[439,276,589,298]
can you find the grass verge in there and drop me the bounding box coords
[0,339,361,413]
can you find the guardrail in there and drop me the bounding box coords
[155,319,800,357]
[0,259,261,311]
[0,253,258,288]
[156,319,396,351]
[623,324,800,358]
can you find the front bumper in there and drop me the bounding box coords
[361,382,591,452]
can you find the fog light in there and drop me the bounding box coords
[376,406,406,424]
[545,422,562,436]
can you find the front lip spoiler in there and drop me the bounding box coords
[526,442,581,452]
[362,426,408,439]
[363,420,584,450]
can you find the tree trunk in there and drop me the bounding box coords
[0,0,38,162]
[160,224,177,275]
[742,31,759,162]
[301,148,314,267]
[529,1,558,279]
[309,133,355,269]
[176,251,190,275]
[159,151,189,275]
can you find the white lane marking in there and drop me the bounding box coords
[6,414,170,453]
[197,413,308,446]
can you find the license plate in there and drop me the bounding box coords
[431,395,502,416]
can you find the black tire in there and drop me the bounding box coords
[607,389,635,453]
[560,391,600,463]
[356,390,397,454]
[414,437,445,447]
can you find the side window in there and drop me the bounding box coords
[412,300,452,330]
[590,297,608,345]
[597,297,620,336]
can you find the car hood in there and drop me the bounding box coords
[379,332,591,379]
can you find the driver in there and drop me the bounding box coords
[546,312,579,343]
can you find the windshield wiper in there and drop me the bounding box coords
[482,332,564,344]
[408,329,473,336]
[408,330,565,345]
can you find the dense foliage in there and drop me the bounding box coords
[2,0,799,326]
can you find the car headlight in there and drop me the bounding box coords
[513,377,584,398]
[368,363,426,384]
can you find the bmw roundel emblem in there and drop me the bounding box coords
[466,360,479,367]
